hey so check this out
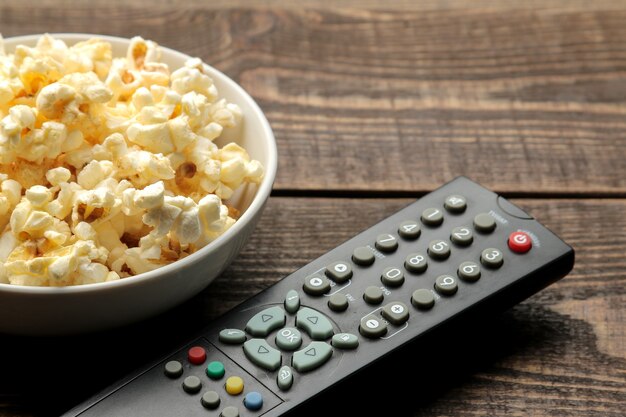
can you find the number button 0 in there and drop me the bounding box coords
[428,240,451,260]
[398,221,421,240]
[421,208,444,226]
[404,253,428,273]
[435,275,458,296]
[457,261,481,282]
[450,226,473,246]
[375,234,398,253]
[381,267,404,287]
[481,248,503,268]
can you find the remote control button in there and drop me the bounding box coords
[474,213,496,233]
[303,273,331,296]
[325,261,352,283]
[328,293,349,312]
[201,391,221,409]
[375,234,398,253]
[183,376,202,394]
[411,289,435,310]
[292,341,333,372]
[275,327,303,351]
[220,406,239,417]
[421,208,444,226]
[363,286,384,305]
[398,220,421,240]
[206,361,225,380]
[381,302,409,325]
[404,252,428,273]
[188,346,206,365]
[277,365,294,391]
[458,261,481,282]
[428,239,451,260]
[481,248,504,268]
[331,333,359,349]
[352,246,375,266]
[244,392,263,411]
[284,289,300,314]
[245,306,286,337]
[219,329,246,345]
[359,315,388,339]
[508,231,532,253]
[164,360,183,379]
[444,195,467,213]
[435,275,458,296]
[225,376,244,395]
[296,307,334,340]
[450,226,473,246]
[381,267,404,287]
[243,339,282,371]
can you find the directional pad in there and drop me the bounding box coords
[296,307,334,340]
[245,306,286,337]
[292,341,333,372]
[243,339,282,371]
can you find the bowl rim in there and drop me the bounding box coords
[0,33,277,294]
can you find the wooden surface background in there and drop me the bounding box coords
[0,0,625,416]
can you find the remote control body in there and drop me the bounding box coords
[64,177,575,417]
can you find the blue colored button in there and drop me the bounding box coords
[243,391,263,411]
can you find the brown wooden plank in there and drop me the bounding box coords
[0,197,623,416]
[2,6,626,194]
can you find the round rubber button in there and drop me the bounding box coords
[381,267,404,287]
[508,231,532,253]
[164,360,183,379]
[398,220,421,240]
[444,195,467,213]
[363,286,384,305]
[435,275,458,296]
[404,252,428,273]
[352,246,375,266]
[375,234,398,253]
[183,376,202,394]
[450,226,473,246]
[421,208,444,226]
[428,239,451,260]
[411,289,435,310]
[220,406,240,417]
[225,376,244,395]
[325,261,352,283]
[244,391,263,411]
[458,261,481,282]
[303,273,330,296]
[275,327,302,351]
[359,315,388,338]
[474,213,496,233]
[328,293,349,312]
[206,361,225,380]
[381,301,409,325]
[188,346,206,365]
[201,391,221,409]
[481,248,504,268]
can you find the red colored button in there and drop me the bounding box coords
[188,346,207,365]
[508,231,532,253]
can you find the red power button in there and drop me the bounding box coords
[508,231,532,253]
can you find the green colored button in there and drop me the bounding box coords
[206,361,225,380]
[243,339,282,371]
[292,341,333,372]
[296,307,334,340]
[245,306,286,337]
[331,333,359,349]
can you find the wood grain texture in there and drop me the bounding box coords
[2,3,626,194]
[0,197,623,417]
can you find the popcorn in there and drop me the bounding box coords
[0,34,263,286]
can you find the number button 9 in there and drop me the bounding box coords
[435,275,458,295]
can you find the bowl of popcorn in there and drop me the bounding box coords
[0,34,277,335]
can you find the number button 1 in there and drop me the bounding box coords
[450,226,473,246]
[421,208,444,226]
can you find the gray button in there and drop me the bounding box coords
[303,273,331,296]
[359,315,388,338]
[275,327,302,351]
[404,252,428,273]
[325,261,352,283]
[245,306,286,337]
[243,339,282,371]
[183,375,202,394]
[352,246,375,266]
[363,286,384,305]
[296,307,334,340]
[421,208,444,226]
[219,329,246,345]
[450,226,473,246]
[164,360,183,379]
[458,261,481,282]
[428,239,451,260]
[277,365,294,391]
[201,391,221,409]
[292,341,333,372]
[328,293,349,312]
[435,275,458,296]
[398,220,421,240]
[375,234,398,253]
[331,333,359,349]
[284,290,300,314]
[444,195,467,213]
[382,301,409,325]
[411,289,435,310]
[481,248,503,268]
[474,213,496,233]
[381,267,404,287]
[220,406,239,417]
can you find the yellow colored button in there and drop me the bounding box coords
[225,376,244,395]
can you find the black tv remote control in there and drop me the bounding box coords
[64,177,574,417]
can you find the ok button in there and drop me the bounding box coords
[275,327,302,351]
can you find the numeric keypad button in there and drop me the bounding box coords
[428,240,451,260]
[303,273,331,296]
[325,261,352,283]
[381,267,404,287]
[359,315,388,339]
[375,234,398,253]
[481,248,503,268]
[444,195,467,213]
[450,226,473,246]
[404,253,428,273]
[474,213,496,233]
[381,302,409,325]
[398,221,421,240]
[458,261,481,282]
[435,275,458,296]
[352,246,375,266]
[421,208,444,226]
[411,289,435,310]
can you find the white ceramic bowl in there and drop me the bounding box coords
[0,34,277,335]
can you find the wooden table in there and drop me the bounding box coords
[1,1,625,416]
